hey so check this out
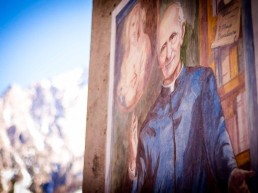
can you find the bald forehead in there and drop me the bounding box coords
[160,5,179,31]
[158,4,181,49]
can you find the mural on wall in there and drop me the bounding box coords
[108,1,159,191]
[207,0,250,161]
[107,0,254,192]
[216,0,234,13]
[116,3,151,112]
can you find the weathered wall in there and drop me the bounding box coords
[83,0,121,192]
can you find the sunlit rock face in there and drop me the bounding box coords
[0,68,88,193]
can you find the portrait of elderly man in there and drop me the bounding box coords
[128,2,254,193]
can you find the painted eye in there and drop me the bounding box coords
[160,43,166,55]
[169,33,177,43]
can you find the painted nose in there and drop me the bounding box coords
[166,42,172,61]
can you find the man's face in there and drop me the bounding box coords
[158,6,184,82]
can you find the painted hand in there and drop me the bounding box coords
[128,112,138,180]
[228,168,255,193]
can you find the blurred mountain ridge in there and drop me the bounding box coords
[0,67,88,193]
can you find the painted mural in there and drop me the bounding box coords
[107,0,254,192]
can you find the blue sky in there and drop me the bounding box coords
[0,0,92,94]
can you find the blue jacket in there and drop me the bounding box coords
[132,66,237,193]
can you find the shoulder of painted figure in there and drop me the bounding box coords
[184,65,215,85]
[185,65,213,78]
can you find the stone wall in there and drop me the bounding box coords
[83,0,121,192]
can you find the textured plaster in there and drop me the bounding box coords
[83,0,121,192]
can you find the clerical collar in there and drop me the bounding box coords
[161,64,183,93]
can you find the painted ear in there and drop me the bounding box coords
[181,22,186,39]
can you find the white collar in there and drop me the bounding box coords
[161,64,183,93]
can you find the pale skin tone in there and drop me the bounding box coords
[119,13,140,107]
[128,3,255,192]
[117,5,151,111]
[157,4,184,86]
